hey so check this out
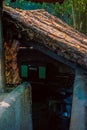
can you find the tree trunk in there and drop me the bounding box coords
[0,1,5,92]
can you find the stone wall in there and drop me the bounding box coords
[4,40,21,85]
[0,82,32,130]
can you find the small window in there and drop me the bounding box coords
[21,65,28,78]
[39,66,46,79]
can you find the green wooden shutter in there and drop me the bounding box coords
[39,66,46,79]
[21,65,28,78]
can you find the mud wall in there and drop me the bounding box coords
[0,82,32,130]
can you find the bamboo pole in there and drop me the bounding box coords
[0,0,5,92]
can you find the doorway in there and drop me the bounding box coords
[17,47,75,130]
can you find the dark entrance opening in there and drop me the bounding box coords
[17,44,75,130]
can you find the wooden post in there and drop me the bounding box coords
[0,0,5,92]
[70,69,87,130]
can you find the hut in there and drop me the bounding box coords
[1,5,87,130]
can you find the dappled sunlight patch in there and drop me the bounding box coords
[0,101,10,108]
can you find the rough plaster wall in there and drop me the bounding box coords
[0,82,32,130]
[70,69,87,130]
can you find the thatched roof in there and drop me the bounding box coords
[3,6,87,69]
